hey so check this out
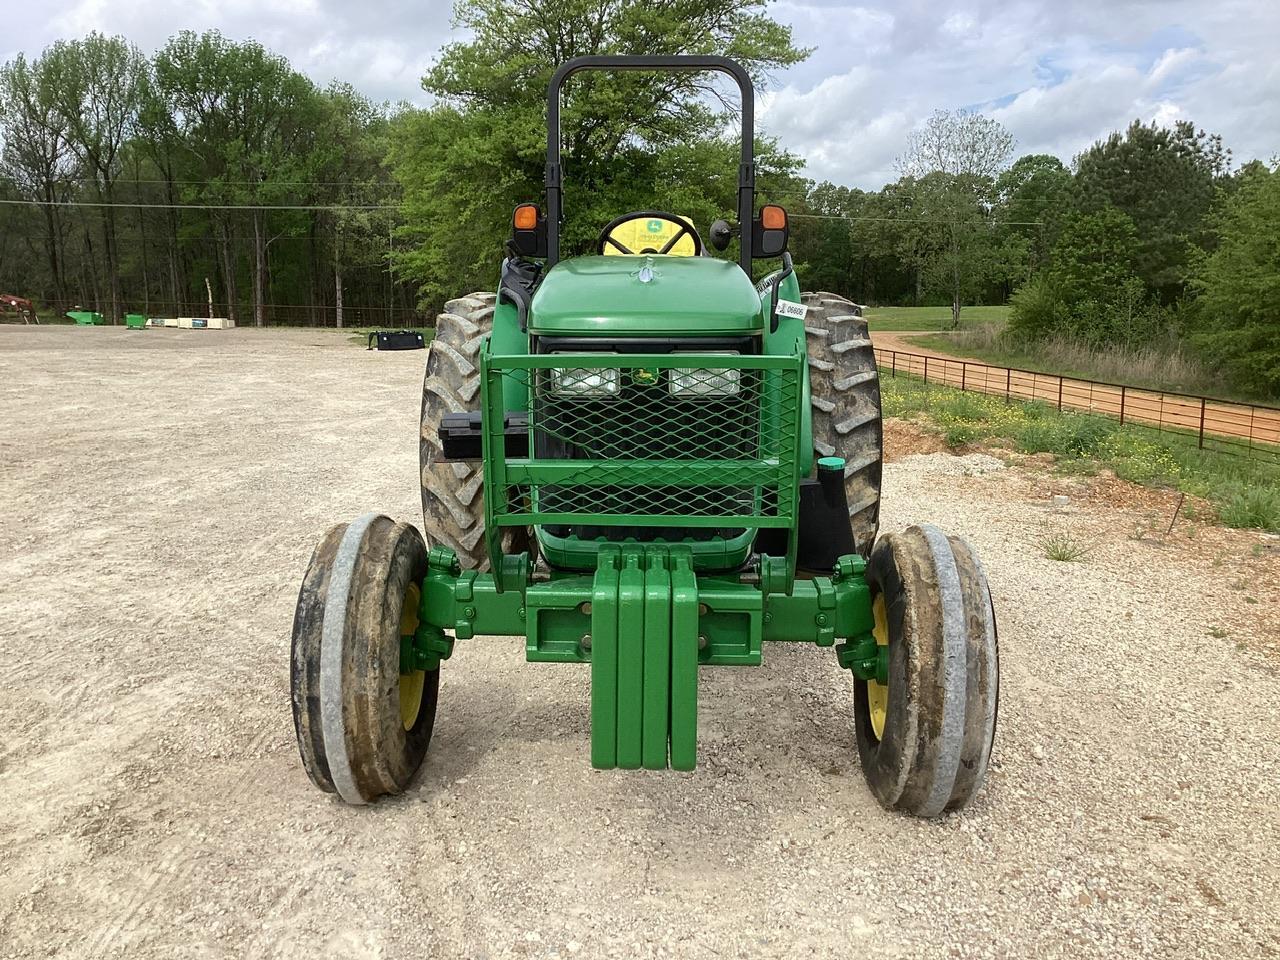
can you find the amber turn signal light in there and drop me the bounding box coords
[513,204,539,230]
[760,205,787,230]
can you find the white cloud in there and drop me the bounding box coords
[764,0,1280,186]
[13,0,457,105]
[6,0,1280,185]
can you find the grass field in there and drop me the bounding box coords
[864,304,1010,331]
[909,326,1269,404]
[881,373,1280,533]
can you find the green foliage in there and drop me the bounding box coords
[1074,120,1229,301]
[1190,163,1280,396]
[1005,274,1062,341]
[895,111,1018,327]
[995,154,1071,269]
[0,29,409,326]
[879,374,1280,533]
[1006,205,1171,349]
[1216,485,1280,531]
[1039,531,1091,562]
[1046,206,1140,306]
[389,0,808,309]
[1014,412,1114,458]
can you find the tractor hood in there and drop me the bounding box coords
[528,255,763,337]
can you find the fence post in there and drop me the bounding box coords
[1005,367,1011,404]
[892,352,897,378]
[1198,397,1206,449]
[923,356,929,386]
[961,362,967,392]
[1057,376,1063,411]
[1119,386,1127,425]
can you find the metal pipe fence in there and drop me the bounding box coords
[875,348,1280,464]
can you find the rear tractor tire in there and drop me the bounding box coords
[803,292,882,557]
[855,524,998,816]
[420,294,497,570]
[290,514,438,804]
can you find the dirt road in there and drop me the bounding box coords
[869,330,1280,449]
[1,326,1278,959]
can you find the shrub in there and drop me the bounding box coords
[1098,433,1181,486]
[1040,531,1091,562]
[1006,274,1062,342]
[1216,484,1280,533]
[1015,412,1114,458]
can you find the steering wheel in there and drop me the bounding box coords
[597,211,703,256]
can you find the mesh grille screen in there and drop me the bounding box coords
[483,355,801,526]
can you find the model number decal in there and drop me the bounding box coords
[774,300,808,320]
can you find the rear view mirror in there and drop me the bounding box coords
[709,219,734,252]
[750,205,789,258]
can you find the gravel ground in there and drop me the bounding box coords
[1,325,1277,960]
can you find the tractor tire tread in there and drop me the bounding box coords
[855,524,998,816]
[802,290,882,556]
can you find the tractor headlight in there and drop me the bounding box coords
[548,357,621,398]
[669,352,741,398]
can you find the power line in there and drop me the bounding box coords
[0,198,400,212]
[790,212,1044,227]
[0,196,1043,224]
[55,175,403,189]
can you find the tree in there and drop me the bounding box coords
[43,33,146,322]
[896,109,1015,327]
[995,154,1071,272]
[314,83,395,328]
[1009,205,1160,347]
[154,30,322,325]
[390,0,809,307]
[0,53,75,308]
[1074,120,1229,302]
[1191,164,1280,396]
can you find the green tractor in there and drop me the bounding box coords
[290,56,998,817]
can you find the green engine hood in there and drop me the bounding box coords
[528,255,764,337]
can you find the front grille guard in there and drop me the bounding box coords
[479,349,804,573]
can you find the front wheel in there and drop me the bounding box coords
[855,524,998,816]
[290,514,438,804]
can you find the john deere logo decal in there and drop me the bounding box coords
[631,368,658,386]
[646,219,664,233]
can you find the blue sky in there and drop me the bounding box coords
[7,0,1278,189]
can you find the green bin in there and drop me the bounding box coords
[67,310,105,325]
[124,313,148,329]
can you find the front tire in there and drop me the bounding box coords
[855,524,998,816]
[290,514,438,804]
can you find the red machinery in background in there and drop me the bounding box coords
[0,294,38,323]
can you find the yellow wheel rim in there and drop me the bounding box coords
[399,582,425,731]
[867,593,889,740]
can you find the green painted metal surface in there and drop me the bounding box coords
[479,349,805,573]
[641,550,672,770]
[590,547,621,768]
[124,313,148,329]
[67,310,104,325]
[585,544,703,771]
[668,553,700,771]
[529,256,764,336]
[413,542,875,772]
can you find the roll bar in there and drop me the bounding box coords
[545,55,756,272]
